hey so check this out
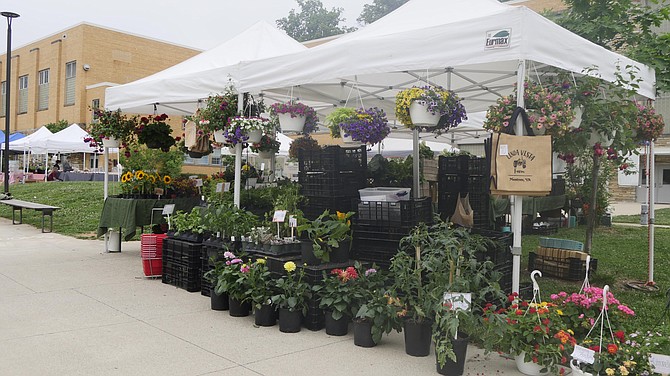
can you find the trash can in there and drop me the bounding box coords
[640,204,649,225]
[107,229,121,252]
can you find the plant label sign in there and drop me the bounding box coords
[224,182,231,192]
[216,183,223,193]
[154,188,164,196]
[194,178,203,187]
[289,215,297,228]
[650,353,670,374]
[443,292,471,312]
[273,210,287,223]
[162,204,175,216]
[260,163,265,171]
[571,345,595,365]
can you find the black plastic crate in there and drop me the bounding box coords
[299,171,366,197]
[304,298,325,331]
[438,155,469,175]
[551,177,566,196]
[528,252,597,281]
[468,157,489,177]
[161,261,201,292]
[467,176,490,194]
[494,262,513,295]
[439,174,466,193]
[299,145,367,173]
[163,238,202,267]
[355,198,433,228]
[301,196,359,221]
[470,229,513,266]
[253,253,303,277]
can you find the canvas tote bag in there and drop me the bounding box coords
[489,107,552,196]
[451,194,474,228]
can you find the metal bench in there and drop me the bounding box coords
[1,199,60,233]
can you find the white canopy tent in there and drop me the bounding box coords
[105,21,308,115]
[235,0,656,294]
[32,123,95,154]
[2,126,53,152]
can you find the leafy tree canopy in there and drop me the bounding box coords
[44,119,69,134]
[277,0,357,42]
[357,0,408,25]
[552,0,670,93]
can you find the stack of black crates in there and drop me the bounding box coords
[438,155,491,229]
[162,237,203,292]
[471,228,514,294]
[298,146,367,220]
[200,238,233,297]
[352,197,433,269]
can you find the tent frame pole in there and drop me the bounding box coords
[511,59,526,294]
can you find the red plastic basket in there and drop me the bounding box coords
[142,258,162,277]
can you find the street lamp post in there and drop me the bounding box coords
[2,11,19,194]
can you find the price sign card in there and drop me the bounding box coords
[571,345,595,365]
[289,215,298,228]
[443,292,472,312]
[273,210,287,223]
[650,353,670,375]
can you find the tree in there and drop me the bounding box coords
[276,0,356,42]
[357,0,408,25]
[44,119,69,134]
[552,0,670,93]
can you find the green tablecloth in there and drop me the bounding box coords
[97,197,201,240]
[491,195,567,217]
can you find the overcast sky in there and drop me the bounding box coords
[2,0,370,51]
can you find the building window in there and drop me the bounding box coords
[38,69,50,111]
[65,61,76,106]
[0,81,5,117]
[91,99,100,120]
[210,148,222,166]
[664,169,670,185]
[18,75,28,114]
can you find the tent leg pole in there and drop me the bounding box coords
[511,59,526,295]
[648,141,655,284]
[412,128,420,199]
[103,147,109,199]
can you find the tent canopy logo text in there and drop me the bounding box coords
[485,29,511,49]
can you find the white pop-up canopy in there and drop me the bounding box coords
[2,126,53,152]
[32,123,96,154]
[238,0,655,112]
[104,21,307,115]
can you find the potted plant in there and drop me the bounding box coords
[297,210,354,265]
[353,284,403,347]
[288,135,321,160]
[483,293,576,375]
[483,80,575,137]
[204,252,234,311]
[570,330,647,376]
[85,108,138,150]
[395,85,467,134]
[328,107,390,145]
[197,88,239,141]
[136,113,176,151]
[272,261,312,333]
[171,208,206,242]
[245,258,276,326]
[270,101,319,135]
[314,265,361,336]
[326,107,357,140]
[251,134,281,159]
[224,116,272,145]
[632,102,665,142]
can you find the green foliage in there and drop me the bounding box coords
[288,135,320,160]
[120,141,184,178]
[276,0,356,42]
[44,119,69,133]
[553,0,670,93]
[204,201,258,238]
[355,289,403,345]
[357,0,408,25]
[325,107,357,138]
[314,264,362,320]
[136,114,176,152]
[87,108,138,149]
[245,259,274,310]
[272,262,312,314]
[367,154,414,187]
[196,87,239,133]
[297,210,354,262]
[171,207,206,234]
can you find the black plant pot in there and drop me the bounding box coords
[324,311,349,336]
[254,304,277,327]
[329,239,351,263]
[436,333,469,376]
[228,296,251,317]
[278,308,302,333]
[353,320,376,348]
[210,291,229,311]
[300,241,322,266]
[403,319,432,357]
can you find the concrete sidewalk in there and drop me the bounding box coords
[0,218,524,376]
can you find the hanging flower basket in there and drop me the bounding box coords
[213,130,227,143]
[483,81,575,136]
[270,101,318,135]
[633,103,665,142]
[395,85,467,135]
[327,107,390,145]
[246,129,263,144]
[225,116,272,146]
[251,134,280,158]
[136,113,175,151]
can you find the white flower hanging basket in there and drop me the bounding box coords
[102,136,119,148]
[340,126,358,144]
[213,130,226,143]
[278,113,306,133]
[246,129,263,144]
[409,101,440,127]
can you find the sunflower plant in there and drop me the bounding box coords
[271,261,312,315]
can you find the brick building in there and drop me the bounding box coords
[0,23,199,133]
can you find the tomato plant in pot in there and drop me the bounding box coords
[297,210,354,265]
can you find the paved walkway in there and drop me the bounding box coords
[0,218,525,376]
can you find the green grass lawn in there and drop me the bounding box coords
[1,182,668,334]
[613,207,670,225]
